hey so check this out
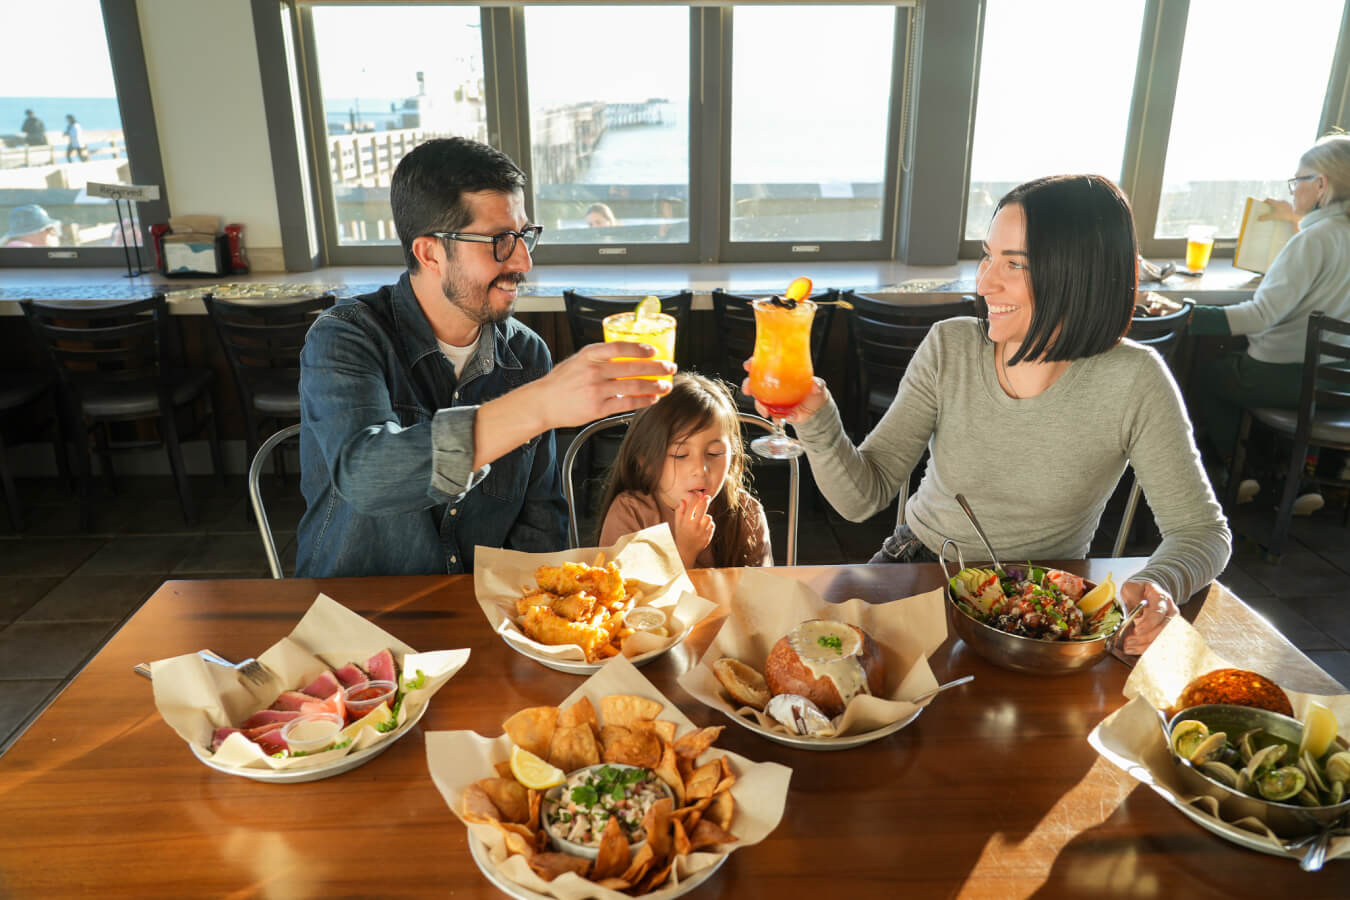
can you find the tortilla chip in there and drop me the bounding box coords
[600,694,662,729]
[672,817,691,857]
[496,821,539,860]
[653,742,685,805]
[461,784,502,824]
[548,723,601,774]
[631,717,677,745]
[559,696,599,733]
[637,858,676,894]
[602,727,662,769]
[672,725,724,758]
[590,816,629,881]
[685,760,721,801]
[528,852,592,882]
[689,816,738,851]
[595,878,633,891]
[642,797,674,861]
[707,789,735,830]
[493,759,514,779]
[676,753,697,786]
[503,706,559,760]
[620,841,655,885]
[476,777,530,824]
[672,796,710,831]
[527,789,542,833]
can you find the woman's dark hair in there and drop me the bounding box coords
[390,137,526,272]
[990,174,1137,364]
[596,373,760,567]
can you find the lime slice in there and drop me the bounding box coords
[1077,573,1116,616]
[785,277,813,301]
[1299,701,1339,760]
[510,744,566,790]
[339,700,393,742]
[635,296,661,319]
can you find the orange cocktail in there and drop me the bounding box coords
[1184,225,1215,273]
[603,311,677,379]
[749,298,816,416]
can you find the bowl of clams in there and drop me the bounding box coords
[1167,703,1350,837]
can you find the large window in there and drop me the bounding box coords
[964,0,1146,241]
[309,5,487,247]
[523,6,690,249]
[0,0,144,251]
[1154,0,1345,238]
[729,5,896,245]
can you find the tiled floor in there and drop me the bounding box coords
[2,456,1348,755]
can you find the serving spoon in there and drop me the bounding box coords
[954,494,1002,570]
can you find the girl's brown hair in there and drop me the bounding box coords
[596,373,760,567]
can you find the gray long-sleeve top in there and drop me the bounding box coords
[795,318,1231,604]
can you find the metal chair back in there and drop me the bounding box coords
[561,411,799,565]
[249,423,302,578]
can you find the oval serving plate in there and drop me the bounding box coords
[497,622,688,675]
[468,830,729,898]
[714,703,923,752]
[188,699,429,783]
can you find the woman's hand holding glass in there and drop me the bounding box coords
[740,364,830,425]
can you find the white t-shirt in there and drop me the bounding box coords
[437,331,478,377]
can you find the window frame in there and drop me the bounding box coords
[0,0,170,269]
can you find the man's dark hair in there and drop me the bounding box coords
[992,174,1137,365]
[390,137,526,272]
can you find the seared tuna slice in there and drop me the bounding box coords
[365,648,398,685]
[242,708,302,730]
[271,690,318,711]
[210,727,241,752]
[243,720,286,741]
[334,662,369,688]
[255,729,288,756]
[301,670,341,698]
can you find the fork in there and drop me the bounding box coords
[133,651,272,686]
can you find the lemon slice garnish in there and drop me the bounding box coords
[1299,701,1339,760]
[510,744,565,790]
[339,701,393,742]
[1077,573,1116,616]
[785,277,812,301]
[635,295,661,319]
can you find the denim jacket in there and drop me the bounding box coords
[295,273,567,576]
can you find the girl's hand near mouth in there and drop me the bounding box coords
[673,492,715,569]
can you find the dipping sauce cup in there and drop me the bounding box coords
[342,679,397,717]
[280,712,344,753]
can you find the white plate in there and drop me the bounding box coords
[716,704,924,751]
[188,700,429,783]
[1087,725,1345,863]
[499,627,684,675]
[467,831,729,898]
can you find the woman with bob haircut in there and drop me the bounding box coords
[744,174,1231,655]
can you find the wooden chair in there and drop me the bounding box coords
[1225,312,1350,561]
[1110,302,1193,556]
[203,292,334,478]
[560,411,799,565]
[21,295,223,529]
[709,287,838,406]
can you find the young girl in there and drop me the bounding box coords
[598,372,773,568]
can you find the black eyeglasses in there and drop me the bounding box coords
[1287,174,1319,193]
[429,225,543,262]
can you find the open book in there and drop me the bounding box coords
[1233,196,1295,275]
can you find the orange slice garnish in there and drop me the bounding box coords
[785,277,813,301]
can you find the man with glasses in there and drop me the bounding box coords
[297,137,673,577]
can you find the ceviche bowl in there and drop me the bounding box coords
[940,541,1141,676]
[1166,704,1350,838]
[541,763,675,860]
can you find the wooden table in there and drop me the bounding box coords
[0,563,1343,898]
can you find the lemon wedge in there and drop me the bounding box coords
[1077,573,1116,616]
[510,745,565,790]
[1299,701,1339,760]
[785,277,813,301]
[339,700,393,742]
[635,295,661,319]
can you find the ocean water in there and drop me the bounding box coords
[0,97,124,134]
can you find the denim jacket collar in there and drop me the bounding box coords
[387,271,524,383]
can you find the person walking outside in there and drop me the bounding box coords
[64,115,88,162]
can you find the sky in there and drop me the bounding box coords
[1,0,117,97]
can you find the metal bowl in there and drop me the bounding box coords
[1167,704,1350,838]
[540,764,673,860]
[940,543,1134,676]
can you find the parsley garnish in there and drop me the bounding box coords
[818,635,843,654]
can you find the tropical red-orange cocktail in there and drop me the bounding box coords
[749,297,816,458]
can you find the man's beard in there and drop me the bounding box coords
[440,269,524,325]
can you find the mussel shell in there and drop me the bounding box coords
[1325,750,1350,784]
[1299,750,1330,794]
[1257,766,1307,802]
[1242,742,1285,779]
[1188,731,1229,764]
[1237,728,1262,764]
[1329,781,1346,805]
[1171,719,1209,758]
[1298,788,1322,808]
[1199,760,1241,788]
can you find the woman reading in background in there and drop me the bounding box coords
[1151,134,1350,511]
[744,174,1231,655]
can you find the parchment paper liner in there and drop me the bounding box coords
[474,524,716,664]
[1090,613,1350,861]
[677,568,949,737]
[151,593,468,771]
[428,654,793,899]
